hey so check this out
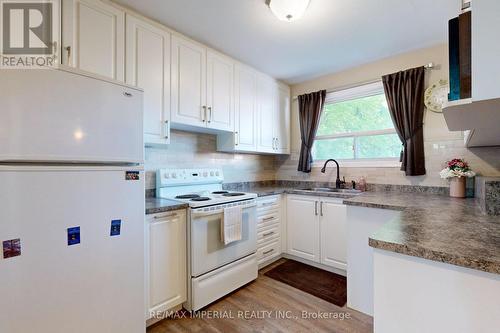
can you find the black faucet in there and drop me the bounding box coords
[321,159,343,189]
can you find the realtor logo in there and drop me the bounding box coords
[0,0,59,68]
[3,2,52,54]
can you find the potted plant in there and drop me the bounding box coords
[439,158,476,198]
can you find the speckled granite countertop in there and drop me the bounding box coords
[226,185,359,199]
[343,192,500,275]
[145,197,188,215]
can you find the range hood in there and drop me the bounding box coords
[443,98,500,147]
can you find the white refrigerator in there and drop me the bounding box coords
[0,67,146,333]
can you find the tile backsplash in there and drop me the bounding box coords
[275,138,500,188]
[146,130,500,195]
[144,130,277,190]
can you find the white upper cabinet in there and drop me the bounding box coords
[206,51,234,131]
[218,72,290,155]
[234,65,258,151]
[171,37,235,132]
[62,0,125,81]
[126,15,171,146]
[257,75,277,153]
[216,64,257,152]
[276,84,291,154]
[256,76,290,154]
[171,35,207,128]
[472,1,500,101]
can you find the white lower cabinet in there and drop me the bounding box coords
[286,195,347,271]
[320,199,347,270]
[145,209,187,322]
[256,195,283,267]
[286,195,320,262]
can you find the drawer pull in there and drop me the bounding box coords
[263,249,275,255]
[153,212,177,219]
[263,231,275,237]
[262,217,274,222]
[261,202,275,207]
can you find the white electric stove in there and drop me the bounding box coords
[156,168,257,208]
[156,168,258,311]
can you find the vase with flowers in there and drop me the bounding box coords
[439,158,476,198]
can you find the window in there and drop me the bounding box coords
[312,82,401,164]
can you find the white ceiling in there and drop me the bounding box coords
[114,0,459,84]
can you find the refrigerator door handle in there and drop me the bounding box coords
[164,120,170,139]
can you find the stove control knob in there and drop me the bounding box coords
[172,173,177,179]
[215,171,220,176]
[164,173,170,179]
[203,171,208,177]
[210,171,214,176]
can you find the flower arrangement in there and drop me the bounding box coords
[439,158,476,179]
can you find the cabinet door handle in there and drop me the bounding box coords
[263,231,275,237]
[164,120,169,139]
[320,201,323,216]
[52,41,58,56]
[275,138,279,150]
[208,106,212,123]
[235,131,239,146]
[315,201,318,216]
[201,106,206,122]
[65,46,71,65]
[263,249,275,255]
[262,216,274,222]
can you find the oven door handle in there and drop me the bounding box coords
[191,203,257,218]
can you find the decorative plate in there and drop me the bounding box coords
[424,79,449,113]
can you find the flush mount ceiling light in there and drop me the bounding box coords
[266,0,311,22]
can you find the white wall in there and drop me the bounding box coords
[276,44,500,186]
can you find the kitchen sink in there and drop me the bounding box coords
[298,187,362,194]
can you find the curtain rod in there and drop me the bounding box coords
[292,62,438,100]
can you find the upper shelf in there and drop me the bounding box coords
[442,98,500,147]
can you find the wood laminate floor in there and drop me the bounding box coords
[147,259,373,333]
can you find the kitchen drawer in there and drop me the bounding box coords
[257,211,279,228]
[257,224,280,245]
[257,195,280,212]
[257,240,281,264]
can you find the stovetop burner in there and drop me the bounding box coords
[212,191,229,194]
[176,194,200,199]
[191,197,211,202]
[222,192,245,197]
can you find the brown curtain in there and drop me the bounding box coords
[382,66,426,176]
[297,90,326,173]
